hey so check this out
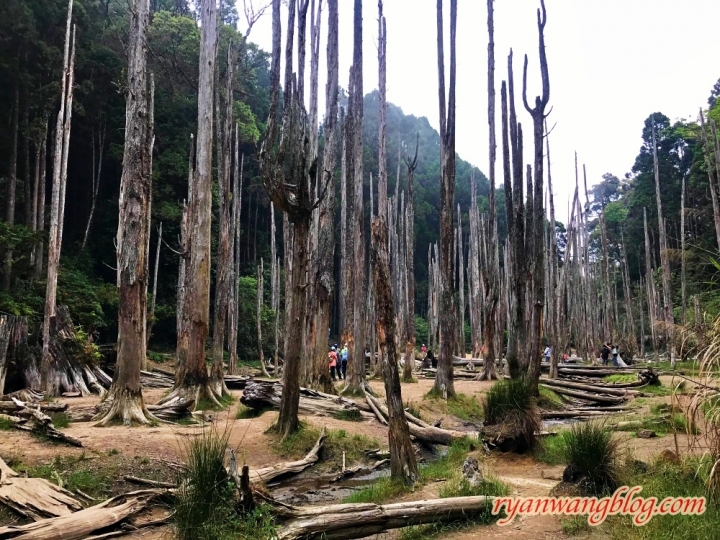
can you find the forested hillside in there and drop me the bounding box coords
[0,0,499,353]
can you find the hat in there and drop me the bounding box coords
[331,346,336,351]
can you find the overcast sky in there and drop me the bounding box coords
[243,0,720,224]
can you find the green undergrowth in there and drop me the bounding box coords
[560,515,592,536]
[538,386,566,410]
[236,404,270,419]
[536,432,566,465]
[404,401,422,420]
[563,421,620,495]
[197,393,235,412]
[614,409,699,436]
[48,412,72,429]
[270,424,379,467]
[0,417,13,430]
[607,458,719,540]
[604,374,637,384]
[425,392,484,422]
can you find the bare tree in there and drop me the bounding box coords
[257,258,265,367]
[651,121,675,368]
[402,135,419,382]
[699,109,720,249]
[433,0,458,399]
[33,116,49,278]
[146,222,162,346]
[242,0,271,38]
[211,43,236,397]
[308,0,339,393]
[259,0,330,437]
[160,0,220,408]
[228,145,243,375]
[41,0,75,395]
[523,0,550,393]
[81,124,105,250]
[95,0,157,425]
[478,0,500,381]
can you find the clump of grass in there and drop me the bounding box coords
[562,421,619,495]
[174,426,239,540]
[535,432,566,465]
[236,405,268,419]
[419,438,475,482]
[332,409,364,422]
[439,474,509,499]
[404,401,422,419]
[271,424,378,466]
[0,417,14,430]
[641,384,671,396]
[108,448,119,456]
[483,378,541,451]
[446,394,484,422]
[65,469,110,498]
[614,412,700,436]
[197,393,234,412]
[561,515,591,536]
[344,477,409,503]
[538,386,565,410]
[48,412,72,429]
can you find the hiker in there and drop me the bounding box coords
[562,352,569,364]
[427,349,437,369]
[328,346,339,380]
[600,342,611,366]
[543,346,551,363]
[421,344,427,355]
[611,344,619,367]
[340,343,349,380]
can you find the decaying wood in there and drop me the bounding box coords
[241,380,373,419]
[539,384,624,405]
[0,456,82,521]
[274,495,497,540]
[249,427,326,484]
[0,489,166,540]
[541,378,640,397]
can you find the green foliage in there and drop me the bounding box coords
[536,433,566,465]
[270,424,379,467]
[48,412,72,429]
[561,421,619,495]
[332,409,364,422]
[445,394,484,422]
[0,417,14,430]
[174,427,242,540]
[603,374,637,383]
[344,477,408,504]
[538,386,565,410]
[482,378,541,450]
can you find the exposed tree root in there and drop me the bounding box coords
[93,388,161,427]
[155,382,223,411]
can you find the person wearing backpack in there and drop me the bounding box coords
[340,343,349,380]
[328,346,339,380]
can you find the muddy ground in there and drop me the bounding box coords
[0,369,695,539]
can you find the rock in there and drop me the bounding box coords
[461,457,483,487]
[637,429,656,439]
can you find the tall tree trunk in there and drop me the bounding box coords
[95,0,157,425]
[340,106,351,344]
[146,222,162,346]
[309,0,338,393]
[651,122,675,367]
[257,258,265,368]
[211,43,236,397]
[644,208,659,362]
[346,0,366,395]
[522,0,550,394]
[161,0,220,408]
[81,124,105,250]
[433,0,458,399]
[457,206,465,358]
[34,118,48,279]
[698,109,720,249]
[402,136,419,382]
[41,0,75,396]
[478,0,500,381]
[228,147,243,375]
[3,87,20,291]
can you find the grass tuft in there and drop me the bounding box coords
[270,424,378,466]
[344,477,409,503]
[0,416,13,430]
[535,432,566,465]
[538,386,565,410]
[562,421,619,495]
[483,378,541,451]
[604,374,637,384]
[236,405,269,419]
[48,412,72,429]
[332,409,364,422]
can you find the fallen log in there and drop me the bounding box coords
[123,476,176,489]
[542,379,641,397]
[365,394,478,445]
[0,390,44,403]
[0,456,82,521]
[539,384,625,405]
[248,428,326,484]
[274,495,497,540]
[0,489,167,540]
[0,401,67,414]
[540,410,616,419]
[558,368,637,378]
[241,381,373,419]
[224,375,252,390]
[4,406,83,447]
[451,356,485,366]
[364,394,387,426]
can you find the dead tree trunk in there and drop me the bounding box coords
[161,0,220,408]
[308,0,339,393]
[3,87,19,291]
[402,135,419,382]
[651,121,675,367]
[698,109,720,249]
[433,0,458,399]
[228,148,243,375]
[95,0,157,425]
[345,0,366,395]
[33,117,49,279]
[457,205,465,358]
[522,0,550,394]
[211,43,236,397]
[478,0,500,382]
[270,200,278,374]
[81,124,105,250]
[259,0,328,437]
[644,208,659,362]
[41,0,75,396]
[257,259,268,375]
[146,222,162,346]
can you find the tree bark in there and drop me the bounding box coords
[308,0,338,393]
[41,0,75,396]
[698,110,720,249]
[402,136,419,382]
[433,0,458,398]
[371,216,418,484]
[161,0,220,408]
[34,117,48,280]
[81,124,105,250]
[146,222,162,347]
[95,0,157,426]
[257,259,268,375]
[228,148,243,375]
